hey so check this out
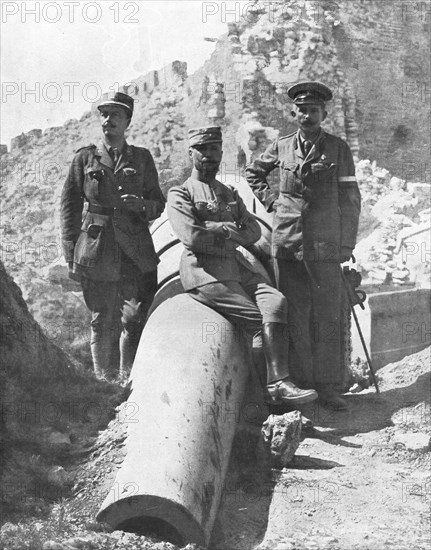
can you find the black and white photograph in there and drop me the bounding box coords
[1,1,430,548]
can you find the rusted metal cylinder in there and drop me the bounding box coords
[97,293,250,545]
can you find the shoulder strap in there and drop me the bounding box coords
[75,143,95,153]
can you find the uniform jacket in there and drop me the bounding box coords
[167,177,261,291]
[61,141,165,281]
[245,130,361,262]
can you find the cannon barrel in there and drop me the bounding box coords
[97,294,250,545]
[97,176,273,544]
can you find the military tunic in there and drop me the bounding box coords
[61,141,165,280]
[61,141,165,347]
[167,177,288,336]
[245,130,361,388]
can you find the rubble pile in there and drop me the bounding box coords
[356,218,412,285]
[354,160,430,286]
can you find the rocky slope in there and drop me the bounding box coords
[0,260,123,521]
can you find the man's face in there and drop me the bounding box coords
[98,106,131,139]
[189,142,223,175]
[291,104,327,133]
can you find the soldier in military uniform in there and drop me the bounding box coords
[167,126,318,405]
[245,82,361,409]
[61,92,165,381]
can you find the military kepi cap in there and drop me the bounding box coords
[188,126,222,147]
[97,92,134,115]
[288,81,333,105]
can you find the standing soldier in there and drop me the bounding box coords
[245,82,361,410]
[167,126,317,406]
[61,91,165,381]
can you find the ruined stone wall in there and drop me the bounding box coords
[191,0,430,179]
[187,0,365,170]
[129,60,187,98]
[334,0,430,181]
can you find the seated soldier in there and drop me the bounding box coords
[167,126,318,405]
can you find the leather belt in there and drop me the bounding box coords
[88,205,114,215]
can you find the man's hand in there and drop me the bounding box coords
[340,246,353,263]
[203,221,225,235]
[121,194,145,213]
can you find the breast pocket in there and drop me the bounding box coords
[280,162,301,193]
[84,168,105,201]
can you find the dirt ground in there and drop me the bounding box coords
[215,346,431,550]
[1,347,430,550]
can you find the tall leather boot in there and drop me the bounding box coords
[91,329,114,381]
[119,300,143,382]
[252,346,267,389]
[263,322,318,405]
[118,329,139,381]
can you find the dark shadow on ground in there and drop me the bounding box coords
[242,367,430,443]
[290,455,344,470]
[308,430,362,448]
[299,371,430,438]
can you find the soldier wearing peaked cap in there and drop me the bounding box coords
[287,81,333,104]
[245,82,361,410]
[61,91,166,382]
[167,126,318,406]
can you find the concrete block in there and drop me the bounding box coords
[393,432,430,452]
[353,288,431,369]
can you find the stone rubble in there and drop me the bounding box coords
[354,160,430,287]
[262,411,302,467]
